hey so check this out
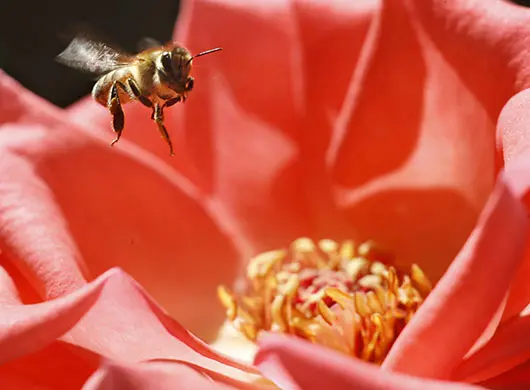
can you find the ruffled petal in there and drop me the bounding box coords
[0,265,259,387]
[411,0,530,115]
[0,268,112,364]
[0,268,108,389]
[63,268,259,379]
[412,0,530,189]
[83,360,238,390]
[288,0,380,239]
[382,176,528,379]
[453,314,530,383]
[496,90,530,319]
[0,71,242,340]
[255,334,483,390]
[478,358,530,390]
[332,0,496,281]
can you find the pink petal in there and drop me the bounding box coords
[0,268,110,389]
[499,88,530,167]
[0,341,99,390]
[289,0,380,239]
[63,267,258,378]
[0,253,41,304]
[478,358,530,390]
[0,71,243,339]
[382,176,528,378]
[0,268,113,363]
[169,0,311,250]
[497,90,530,320]
[333,0,496,281]
[0,264,257,388]
[0,258,26,305]
[453,315,530,383]
[255,334,483,390]
[174,0,385,249]
[410,0,530,112]
[83,360,237,390]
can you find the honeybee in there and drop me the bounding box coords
[57,35,222,156]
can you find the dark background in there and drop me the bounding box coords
[0,0,181,108]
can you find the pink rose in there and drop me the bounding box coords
[1,0,530,388]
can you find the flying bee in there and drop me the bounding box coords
[57,35,222,156]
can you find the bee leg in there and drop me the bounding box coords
[126,78,153,108]
[153,103,174,156]
[162,96,182,109]
[108,81,126,147]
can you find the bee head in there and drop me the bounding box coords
[156,47,192,91]
[156,46,223,93]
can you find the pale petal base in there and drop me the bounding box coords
[211,321,258,364]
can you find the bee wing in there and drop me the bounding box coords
[137,37,163,52]
[56,35,133,75]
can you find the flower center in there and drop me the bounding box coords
[218,238,432,364]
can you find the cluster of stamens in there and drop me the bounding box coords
[218,238,432,364]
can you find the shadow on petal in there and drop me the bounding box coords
[478,358,530,390]
[331,0,425,188]
[383,177,527,379]
[0,341,99,390]
[454,314,530,384]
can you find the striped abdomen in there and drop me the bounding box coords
[91,68,135,107]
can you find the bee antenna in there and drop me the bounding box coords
[186,47,223,65]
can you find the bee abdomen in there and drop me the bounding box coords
[92,68,134,106]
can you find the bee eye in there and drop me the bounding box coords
[186,77,194,91]
[161,52,173,73]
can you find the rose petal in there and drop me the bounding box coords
[332,0,495,280]
[171,0,311,251]
[454,314,530,383]
[0,265,258,387]
[0,253,41,304]
[499,89,530,167]
[0,341,99,390]
[478,358,530,390]
[83,360,237,390]
[412,0,530,182]
[255,334,483,390]
[382,176,528,378]
[496,91,530,320]
[0,258,25,305]
[0,268,115,364]
[0,268,110,388]
[63,268,258,380]
[0,71,243,339]
[411,0,530,114]
[292,0,379,239]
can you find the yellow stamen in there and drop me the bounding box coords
[218,238,432,365]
